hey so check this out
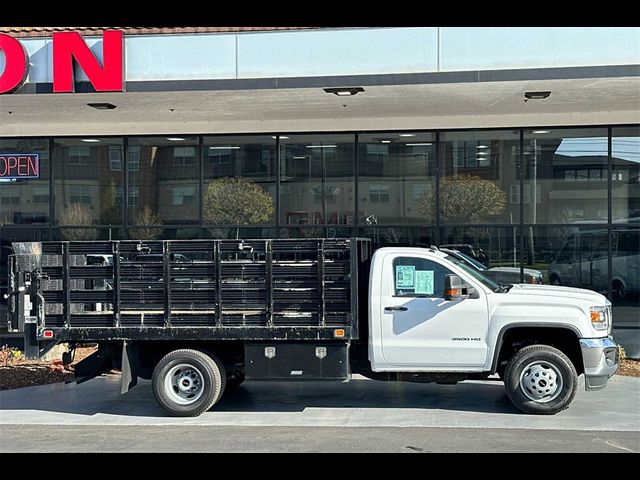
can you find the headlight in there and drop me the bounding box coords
[590,306,608,331]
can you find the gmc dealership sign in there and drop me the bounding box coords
[0,30,124,94]
[0,154,39,179]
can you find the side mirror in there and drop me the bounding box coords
[444,274,476,301]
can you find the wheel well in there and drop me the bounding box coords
[134,341,244,379]
[495,328,583,376]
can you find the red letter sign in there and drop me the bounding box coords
[0,34,29,94]
[53,30,124,93]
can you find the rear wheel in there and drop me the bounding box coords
[504,344,577,415]
[152,349,226,417]
[549,275,561,286]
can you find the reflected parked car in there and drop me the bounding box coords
[440,248,543,285]
[549,229,639,298]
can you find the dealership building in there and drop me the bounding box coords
[0,27,638,347]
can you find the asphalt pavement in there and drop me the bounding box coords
[0,374,638,452]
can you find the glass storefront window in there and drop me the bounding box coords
[203,136,276,237]
[0,138,50,225]
[280,134,355,226]
[523,225,610,294]
[612,127,640,224]
[54,139,123,239]
[523,128,608,224]
[440,130,520,224]
[358,226,436,249]
[358,133,435,225]
[441,227,523,284]
[610,227,640,328]
[127,137,199,237]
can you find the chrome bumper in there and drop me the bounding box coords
[579,337,619,391]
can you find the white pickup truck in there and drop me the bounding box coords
[7,239,619,416]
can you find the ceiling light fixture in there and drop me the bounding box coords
[323,87,365,97]
[476,145,489,149]
[406,143,433,147]
[81,139,101,143]
[307,145,337,149]
[381,140,391,144]
[272,136,290,140]
[87,103,117,110]
[293,156,308,160]
[209,146,240,150]
[524,91,551,100]
[167,137,186,142]
[399,134,416,138]
[532,130,551,134]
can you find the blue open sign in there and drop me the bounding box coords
[0,154,40,179]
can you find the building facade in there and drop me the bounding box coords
[0,27,638,343]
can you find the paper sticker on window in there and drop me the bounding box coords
[415,270,434,295]
[396,265,415,289]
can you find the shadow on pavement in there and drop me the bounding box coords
[0,375,520,417]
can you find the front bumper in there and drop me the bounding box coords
[579,337,619,391]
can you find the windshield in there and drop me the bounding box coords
[444,254,503,292]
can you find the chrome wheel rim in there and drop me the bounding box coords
[519,361,563,403]
[164,364,205,405]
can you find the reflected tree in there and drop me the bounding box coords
[59,203,97,240]
[130,206,163,240]
[203,177,275,239]
[418,174,507,224]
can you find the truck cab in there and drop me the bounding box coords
[368,247,618,413]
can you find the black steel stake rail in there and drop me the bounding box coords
[7,238,372,343]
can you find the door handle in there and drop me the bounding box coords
[385,306,408,312]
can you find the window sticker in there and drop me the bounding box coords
[415,270,434,295]
[396,265,415,289]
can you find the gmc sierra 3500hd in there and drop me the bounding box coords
[5,238,618,416]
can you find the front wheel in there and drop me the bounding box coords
[504,345,577,415]
[152,349,226,417]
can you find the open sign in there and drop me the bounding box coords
[0,154,40,179]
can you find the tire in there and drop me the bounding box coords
[612,280,628,299]
[503,344,577,415]
[549,275,561,286]
[226,373,245,390]
[152,349,226,417]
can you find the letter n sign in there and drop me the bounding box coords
[53,30,124,93]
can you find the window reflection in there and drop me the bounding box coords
[523,129,608,224]
[127,138,199,237]
[54,139,123,239]
[280,135,354,225]
[358,133,435,224]
[203,136,276,239]
[440,131,519,224]
[612,127,640,223]
[0,139,50,225]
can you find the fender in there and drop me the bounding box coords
[490,322,582,374]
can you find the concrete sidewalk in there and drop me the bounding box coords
[0,374,638,432]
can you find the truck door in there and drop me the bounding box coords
[379,254,489,369]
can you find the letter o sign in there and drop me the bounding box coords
[0,34,29,94]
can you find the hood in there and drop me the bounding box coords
[508,284,608,304]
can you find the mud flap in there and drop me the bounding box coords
[120,341,139,394]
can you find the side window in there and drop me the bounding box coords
[393,257,454,298]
